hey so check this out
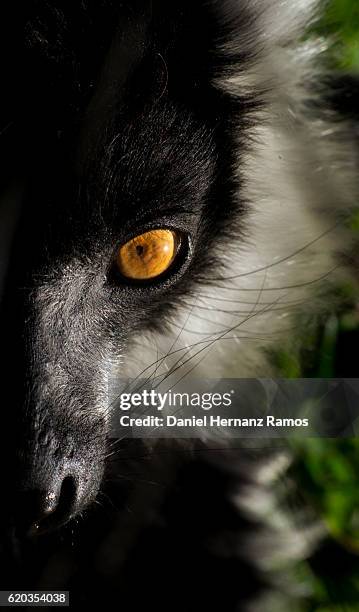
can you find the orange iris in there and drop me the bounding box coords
[116,229,179,280]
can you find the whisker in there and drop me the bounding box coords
[199,222,342,282]
[153,290,280,392]
[131,297,200,393]
[195,293,312,306]
[178,300,307,316]
[170,321,298,338]
[203,265,340,291]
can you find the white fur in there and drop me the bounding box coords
[121,0,358,383]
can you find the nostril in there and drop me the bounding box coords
[15,476,77,537]
[44,475,77,530]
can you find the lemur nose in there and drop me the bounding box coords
[15,476,77,537]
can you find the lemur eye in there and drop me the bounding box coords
[116,229,181,281]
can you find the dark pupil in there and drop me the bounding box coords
[136,245,145,257]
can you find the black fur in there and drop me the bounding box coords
[0,2,357,610]
[0,9,270,610]
[0,0,258,540]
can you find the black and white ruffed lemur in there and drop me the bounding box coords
[0,1,357,610]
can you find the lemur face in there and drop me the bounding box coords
[1,0,356,543]
[0,1,253,535]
